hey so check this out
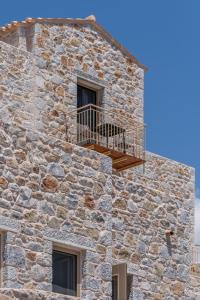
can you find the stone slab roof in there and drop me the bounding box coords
[0,15,147,71]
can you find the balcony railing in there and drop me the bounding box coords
[66,104,145,171]
[192,246,200,264]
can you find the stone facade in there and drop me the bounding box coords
[0,17,197,299]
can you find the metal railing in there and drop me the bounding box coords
[193,246,200,264]
[66,104,145,161]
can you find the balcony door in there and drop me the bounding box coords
[77,85,96,108]
[77,85,97,133]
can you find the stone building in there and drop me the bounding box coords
[0,15,197,299]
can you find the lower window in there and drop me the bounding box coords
[52,246,80,296]
[112,275,118,300]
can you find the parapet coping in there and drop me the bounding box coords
[0,16,147,72]
[145,150,195,172]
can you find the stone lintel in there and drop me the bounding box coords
[43,228,95,251]
[0,216,20,233]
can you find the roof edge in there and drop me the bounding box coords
[0,17,148,71]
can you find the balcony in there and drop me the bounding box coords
[66,104,145,171]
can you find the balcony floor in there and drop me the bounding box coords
[83,143,144,171]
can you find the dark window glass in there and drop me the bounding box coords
[112,275,118,300]
[77,85,97,132]
[0,234,3,286]
[52,250,77,296]
[77,85,96,108]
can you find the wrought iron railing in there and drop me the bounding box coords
[66,104,145,161]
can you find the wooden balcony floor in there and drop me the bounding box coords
[83,143,144,171]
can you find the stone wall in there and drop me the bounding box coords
[32,22,144,121]
[0,40,75,140]
[0,123,113,299]
[0,25,35,51]
[0,29,19,48]
[190,264,200,299]
[0,39,114,298]
[112,154,194,299]
[1,21,144,121]
[0,20,196,299]
[0,20,145,156]
[0,288,80,300]
[0,123,194,299]
[122,151,194,200]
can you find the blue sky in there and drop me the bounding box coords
[1,1,199,240]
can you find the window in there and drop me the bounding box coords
[77,85,97,108]
[77,84,97,132]
[77,77,104,108]
[52,246,80,297]
[76,78,104,145]
[112,264,127,300]
[112,275,118,300]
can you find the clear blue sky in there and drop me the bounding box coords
[0,0,199,191]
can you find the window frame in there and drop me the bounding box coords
[77,77,104,108]
[52,244,81,297]
[112,263,127,300]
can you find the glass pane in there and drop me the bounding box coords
[77,85,97,132]
[52,250,77,296]
[77,85,96,107]
[112,275,118,300]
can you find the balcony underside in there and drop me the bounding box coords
[83,143,144,171]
